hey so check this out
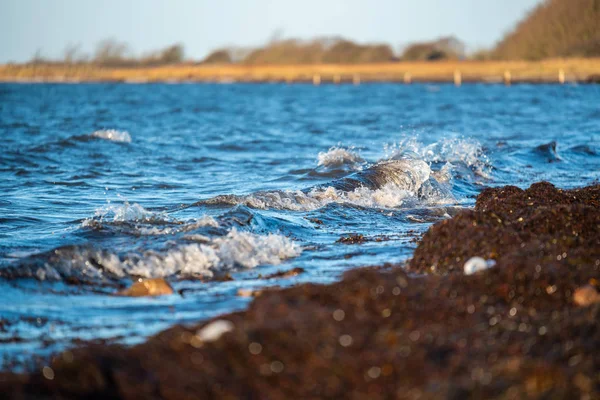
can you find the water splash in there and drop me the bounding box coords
[317,146,364,169]
[384,137,491,178]
[82,201,173,226]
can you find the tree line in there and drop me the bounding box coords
[26,0,599,66]
[29,36,467,66]
[30,39,185,67]
[493,0,600,60]
[203,36,466,65]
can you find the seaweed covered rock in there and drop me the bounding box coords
[409,182,600,275]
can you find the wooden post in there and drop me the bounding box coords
[403,72,412,84]
[503,70,512,86]
[558,69,565,84]
[454,70,462,87]
[353,74,360,85]
[313,74,321,86]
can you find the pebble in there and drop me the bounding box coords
[464,257,496,275]
[237,288,263,297]
[196,320,234,342]
[118,278,174,297]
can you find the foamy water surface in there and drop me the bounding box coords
[1,83,598,368]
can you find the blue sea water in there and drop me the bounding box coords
[0,82,599,368]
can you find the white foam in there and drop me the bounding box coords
[128,229,301,278]
[317,146,364,169]
[91,129,132,143]
[309,184,413,209]
[209,183,417,212]
[27,229,301,281]
[134,216,221,236]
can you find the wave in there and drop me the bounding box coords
[533,141,561,163]
[317,146,364,169]
[327,159,430,192]
[199,137,490,212]
[82,202,220,235]
[91,129,132,143]
[2,229,301,282]
[202,158,453,211]
[82,201,174,226]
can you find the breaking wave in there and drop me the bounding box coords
[203,158,453,211]
[3,229,301,281]
[317,146,364,169]
[199,137,491,211]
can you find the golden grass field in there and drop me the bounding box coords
[1,58,599,84]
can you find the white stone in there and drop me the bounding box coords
[195,320,234,343]
[464,257,495,275]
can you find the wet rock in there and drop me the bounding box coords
[337,233,366,244]
[262,267,305,279]
[410,181,600,275]
[237,288,261,297]
[214,273,234,282]
[118,278,174,297]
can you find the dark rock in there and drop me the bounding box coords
[409,181,600,274]
[262,267,305,280]
[337,233,366,244]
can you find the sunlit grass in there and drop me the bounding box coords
[1,59,599,83]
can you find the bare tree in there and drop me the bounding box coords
[30,49,46,65]
[94,39,131,66]
[63,43,87,64]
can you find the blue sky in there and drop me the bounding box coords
[0,0,541,63]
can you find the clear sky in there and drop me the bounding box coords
[0,0,542,63]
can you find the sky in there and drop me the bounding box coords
[0,0,542,63]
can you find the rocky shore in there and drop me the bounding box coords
[2,182,599,399]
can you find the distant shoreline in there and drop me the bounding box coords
[1,58,599,84]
